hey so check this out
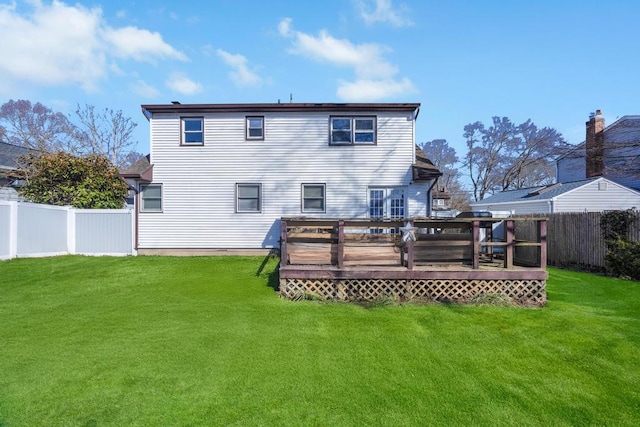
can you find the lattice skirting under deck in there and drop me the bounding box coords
[280,278,547,306]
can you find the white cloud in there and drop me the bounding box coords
[356,0,414,27]
[131,80,161,99]
[102,26,187,62]
[0,0,186,93]
[278,17,416,101]
[166,72,203,95]
[337,78,417,101]
[216,49,263,87]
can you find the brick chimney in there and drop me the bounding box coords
[585,109,605,178]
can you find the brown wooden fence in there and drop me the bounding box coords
[515,211,640,270]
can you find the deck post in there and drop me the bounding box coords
[280,219,288,265]
[337,220,345,269]
[505,219,515,269]
[406,220,414,270]
[538,219,547,269]
[472,220,479,269]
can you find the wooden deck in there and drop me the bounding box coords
[279,217,548,306]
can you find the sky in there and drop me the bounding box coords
[1,0,639,169]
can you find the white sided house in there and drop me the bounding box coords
[123,103,441,254]
[471,177,640,215]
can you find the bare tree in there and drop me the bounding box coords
[0,99,77,152]
[420,139,471,210]
[74,104,138,168]
[464,117,567,201]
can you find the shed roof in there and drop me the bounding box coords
[473,178,603,205]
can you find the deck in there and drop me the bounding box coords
[279,217,548,306]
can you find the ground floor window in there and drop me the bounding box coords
[302,184,325,213]
[236,183,262,213]
[140,184,162,212]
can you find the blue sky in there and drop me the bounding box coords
[1,0,639,166]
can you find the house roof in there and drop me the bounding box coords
[413,145,442,181]
[556,115,640,161]
[0,141,30,170]
[141,102,420,118]
[120,154,153,182]
[473,178,604,205]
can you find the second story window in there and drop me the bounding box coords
[330,116,376,145]
[182,117,204,145]
[246,116,264,140]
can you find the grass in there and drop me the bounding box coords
[0,256,639,426]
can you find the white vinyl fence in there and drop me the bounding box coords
[0,201,135,260]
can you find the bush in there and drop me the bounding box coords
[605,237,640,281]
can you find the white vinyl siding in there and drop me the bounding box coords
[141,110,427,249]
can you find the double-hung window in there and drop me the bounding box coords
[182,117,204,145]
[330,116,376,145]
[302,184,326,213]
[236,184,262,213]
[140,184,162,212]
[246,116,264,140]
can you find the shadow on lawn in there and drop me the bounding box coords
[256,248,280,292]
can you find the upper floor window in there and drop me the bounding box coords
[182,117,204,145]
[246,116,264,140]
[236,183,262,213]
[330,116,376,145]
[140,184,162,212]
[302,184,326,213]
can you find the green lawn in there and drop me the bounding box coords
[0,256,638,426]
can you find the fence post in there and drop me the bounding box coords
[337,220,344,269]
[538,219,547,269]
[505,219,515,269]
[472,220,479,269]
[9,201,18,259]
[280,219,288,265]
[67,207,76,255]
[406,220,414,270]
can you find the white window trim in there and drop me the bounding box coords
[302,183,326,213]
[181,117,204,145]
[330,116,377,145]
[236,183,262,213]
[140,183,162,213]
[246,116,264,140]
[367,187,406,219]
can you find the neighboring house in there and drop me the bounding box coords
[432,188,451,211]
[0,141,30,201]
[556,110,640,191]
[471,177,640,215]
[123,102,441,253]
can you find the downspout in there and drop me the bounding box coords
[427,177,439,217]
[134,187,139,250]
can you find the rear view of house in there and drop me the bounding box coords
[124,103,440,253]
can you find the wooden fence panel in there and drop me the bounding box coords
[516,211,640,270]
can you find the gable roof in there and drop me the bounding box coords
[473,178,604,205]
[119,154,153,182]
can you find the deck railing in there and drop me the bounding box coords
[280,217,547,270]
